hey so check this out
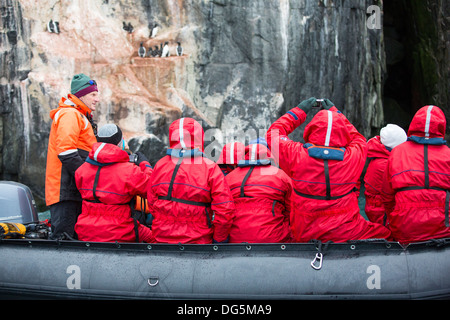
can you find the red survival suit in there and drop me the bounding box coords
[225,143,293,243]
[147,117,235,244]
[382,105,450,244]
[75,142,154,243]
[364,136,391,225]
[266,106,391,243]
[217,141,246,176]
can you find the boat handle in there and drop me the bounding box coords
[147,277,159,287]
[310,252,323,270]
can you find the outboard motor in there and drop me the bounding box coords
[0,181,39,224]
[0,181,49,239]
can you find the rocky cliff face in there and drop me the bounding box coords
[383,0,449,132]
[0,0,448,209]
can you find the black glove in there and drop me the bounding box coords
[135,151,150,166]
[296,97,317,114]
[322,99,335,110]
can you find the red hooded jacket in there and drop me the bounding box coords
[147,118,235,244]
[364,136,391,225]
[266,106,391,243]
[75,142,154,243]
[225,144,293,243]
[382,106,450,244]
[217,142,246,176]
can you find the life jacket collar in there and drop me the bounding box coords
[238,159,272,167]
[303,143,346,161]
[166,148,205,158]
[408,136,447,145]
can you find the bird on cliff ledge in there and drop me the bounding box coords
[47,20,60,34]
[161,42,170,57]
[152,45,160,57]
[147,47,153,57]
[138,42,146,57]
[176,42,183,56]
[53,21,60,34]
[123,21,134,33]
[47,19,54,33]
[149,22,159,38]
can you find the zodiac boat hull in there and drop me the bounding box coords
[0,180,449,299]
[0,238,449,299]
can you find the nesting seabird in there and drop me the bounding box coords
[176,42,183,56]
[149,23,159,38]
[147,47,153,57]
[53,21,60,34]
[47,19,54,33]
[123,21,133,33]
[161,41,170,57]
[152,45,160,57]
[138,42,146,57]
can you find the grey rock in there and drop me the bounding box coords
[1,0,449,208]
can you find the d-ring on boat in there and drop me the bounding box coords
[0,181,449,300]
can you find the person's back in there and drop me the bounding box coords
[364,124,407,225]
[266,98,391,243]
[75,124,154,243]
[382,105,450,244]
[225,143,293,243]
[148,118,235,244]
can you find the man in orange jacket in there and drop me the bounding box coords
[45,73,99,239]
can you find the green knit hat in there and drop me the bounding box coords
[70,73,98,98]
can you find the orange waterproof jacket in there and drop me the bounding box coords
[45,94,97,206]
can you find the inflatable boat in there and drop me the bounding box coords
[0,181,449,300]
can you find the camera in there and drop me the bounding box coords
[314,99,324,110]
[129,153,138,163]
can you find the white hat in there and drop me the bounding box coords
[380,124,407,149]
